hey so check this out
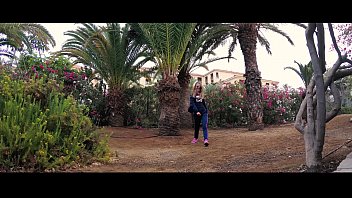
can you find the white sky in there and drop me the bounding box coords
[41,23,339,89]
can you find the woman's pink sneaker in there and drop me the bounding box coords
[191,138,198,144]
[204,139,209,147]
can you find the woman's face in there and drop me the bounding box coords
[195,83,201,92]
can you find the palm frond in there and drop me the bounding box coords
[189,56,234,73]
[0,23,56,58]
[257,34,272,55]
[138,23,196,76]
[56,23,145,89]
[292,23,308,29]
[260,23,294,45]
[284,60,313,87]
[284,66,304,82]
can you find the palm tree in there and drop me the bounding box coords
[228,23,295,131]
[178,23,233,128]
[56,23,149,126]
[136,23,196,135]
[284,61,313,88]
[0,23,55,58]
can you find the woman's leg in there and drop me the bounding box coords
[201,113,208,140]
[194,115,201,139]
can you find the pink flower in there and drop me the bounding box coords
[267,100,273,108]
[280,107,286,113]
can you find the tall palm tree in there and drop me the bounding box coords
[55,23,149,126]
[178,23,233,128]
[136,23,196,135]
[0,23,55,58]
[228,23,295,131]
[284,60,313,88]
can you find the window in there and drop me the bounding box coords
[197,77,202,84]
[205,76,208,85]
[216,72,219,79]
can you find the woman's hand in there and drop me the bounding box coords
[196,112,201,116]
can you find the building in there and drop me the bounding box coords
[191,69,279,87]
[72,64,101,87]
[137,67,159,87]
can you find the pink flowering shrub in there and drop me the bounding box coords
[204,82,304,128]
[205,82,247,128]
[262,84,304,124]
[15,54,109,126]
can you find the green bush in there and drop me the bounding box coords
[205,83,247,128]
[0,70,110,171]
[125,85,159,128]
[341,106,352,114]
[12,53,112,126]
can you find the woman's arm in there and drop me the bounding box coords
[203,98,208,111]
[190,96,199,112]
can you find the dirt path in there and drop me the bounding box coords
[70,114,352,172]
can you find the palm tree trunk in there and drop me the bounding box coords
[178,71,193,128]
[158,75,181,135]
[107,85,125,127]
[238,23,264,131]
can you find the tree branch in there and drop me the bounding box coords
[344,59,352,66]
[305,23,317,138]
[334,68,352,80]
[328,23,342,60]
[295,24,352,135]
[306,24,320,75]
[338,64,352,70]
[317,24,326,73]
[325,82,341,123]
[312,24,326,154]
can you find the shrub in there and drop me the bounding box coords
[203,82,304,128]
[125,85,159,128]
[0,69,110,171]
[15,54,109,126]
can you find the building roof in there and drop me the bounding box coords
[192,69,244,77]
[191,68,279,85]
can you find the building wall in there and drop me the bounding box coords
[191,69,279,87]
[137,67,158,87]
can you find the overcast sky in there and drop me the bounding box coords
[41,23,339,89]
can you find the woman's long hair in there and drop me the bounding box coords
[192,81,203,98]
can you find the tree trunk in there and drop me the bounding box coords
[294,23,352,172]
[107,85,125,127]
[237,23,264,131]
[157,75,181,135]
[178,71,193,128]
[304,83,322,172]
[109,113,124,127]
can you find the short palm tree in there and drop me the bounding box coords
[228,23,295,131]
[56,23,149,126]
[284,60,313,88]
[178,23,233,128]
[136,23,196,135]
[0,23,55,58]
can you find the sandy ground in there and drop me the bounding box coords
[69,114,352,173]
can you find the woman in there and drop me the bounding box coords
[189,81,209,147]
